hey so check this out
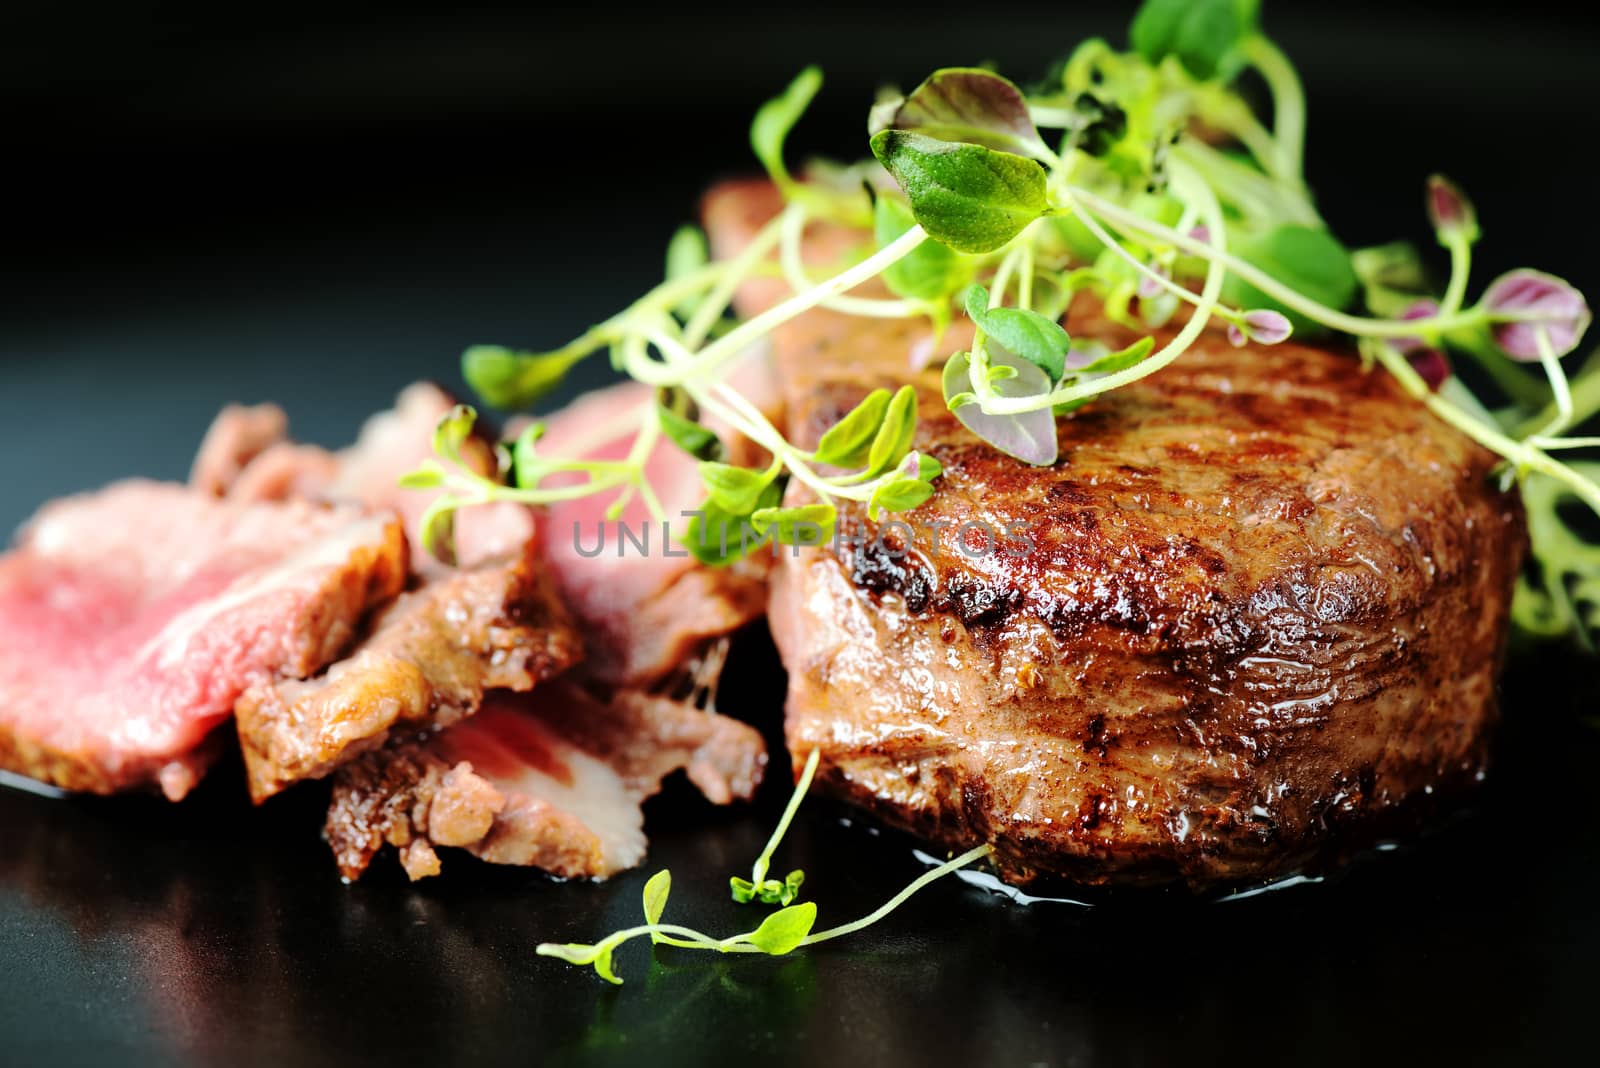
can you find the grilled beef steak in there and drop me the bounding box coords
[235,540,582,801]
[706,179,1527,888]
[201,387,585,801]
[325,681,766,881]
[0,481,406,799]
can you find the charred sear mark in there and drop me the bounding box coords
[1082,715,1114,758]
[941,572,1022,627]
[846,536,933,613]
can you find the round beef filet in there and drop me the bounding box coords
[706,180,1528,889]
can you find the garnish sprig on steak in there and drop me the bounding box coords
[406,0,1600,648]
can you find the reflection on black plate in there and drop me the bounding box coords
[2,639,1595,1066]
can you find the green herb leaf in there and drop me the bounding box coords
[964,285,1072,382]
[865,385,919,477]
[1223,224,1358,334]
[665,225,710,318]
[591,944,621,985]
[780,870,806,906]
[750,503,837,547]
[657,402,723,462]
[397,460,447,491]
[729,876,757,904]
[686,481,783,567]
[942,350,1058,466]
[883,67,1052,162]
[642,870,671,942]
[418,495,458,566]
[1130,0,1260,81]
[462,344,591,411]
[1078,336,1156,374]
[867,477,935,521]
[432,404,476,460]
[873,196,969,302]
[869,130,1049,254]
[813,388,893,467]
[743,902,818,956]
[698,461,774,514]
[509,421,549,488]
[752,66,823,191]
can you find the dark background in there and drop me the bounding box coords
[3,2,1599,1065]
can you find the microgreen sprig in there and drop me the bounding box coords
[537,747,994,985]
[405,0,1600,648]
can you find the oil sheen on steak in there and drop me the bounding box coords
[705,179,1528,888]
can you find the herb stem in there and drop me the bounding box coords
[682,216,785,349]
[1242,35,1307,182]
[687,224,931,380]
[748,748,821,890]
[1439,232,1473,317]
[978,161,1229,414]
[778,203,923,318]
[800,844,995,946]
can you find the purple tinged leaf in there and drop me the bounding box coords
[941,349,1058,466]
[1426,175,1478,242]
[1243,309,1292,345]
[1482,269,1593,360]
[1391,298,1441,355]
[1226,310,1293,347]
[1407,348,1452,391]
[1136,262,1170,299]
[885,68,1050,161]
[1188,225,1211,246]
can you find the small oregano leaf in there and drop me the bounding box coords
[942,350,1059,466]
[462,345,588,410]
[870,130,1049,254]
[752,66,823,190]
[887,67,1052,161]
[418,495,458,567]
[867,477,936,522]
[396,461,447,491]
[743,902,818,956]
[698,461,774,515]
[864,385,919,477]
[1076,336,1156,374]
[657,402,723,462]
[642,870,671,941]
[1130,0,1260,82]
[964,284,1072,382]
[750,503,837,547]
[813,388,893,467]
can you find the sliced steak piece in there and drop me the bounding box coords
[0,480,407,799]
[190,382,504,568]
[324,681,767,881]
[210,387,584,801]
[704,178,1527,889]
[533,378,772,686]
[235,543,582,802]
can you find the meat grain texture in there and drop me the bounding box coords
[0,482,406,798]
[706,179,1527,888]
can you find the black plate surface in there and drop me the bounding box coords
[3,4,1597,1065]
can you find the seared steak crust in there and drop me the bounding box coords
[235,548,582,802]
[707,179,1527,888]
